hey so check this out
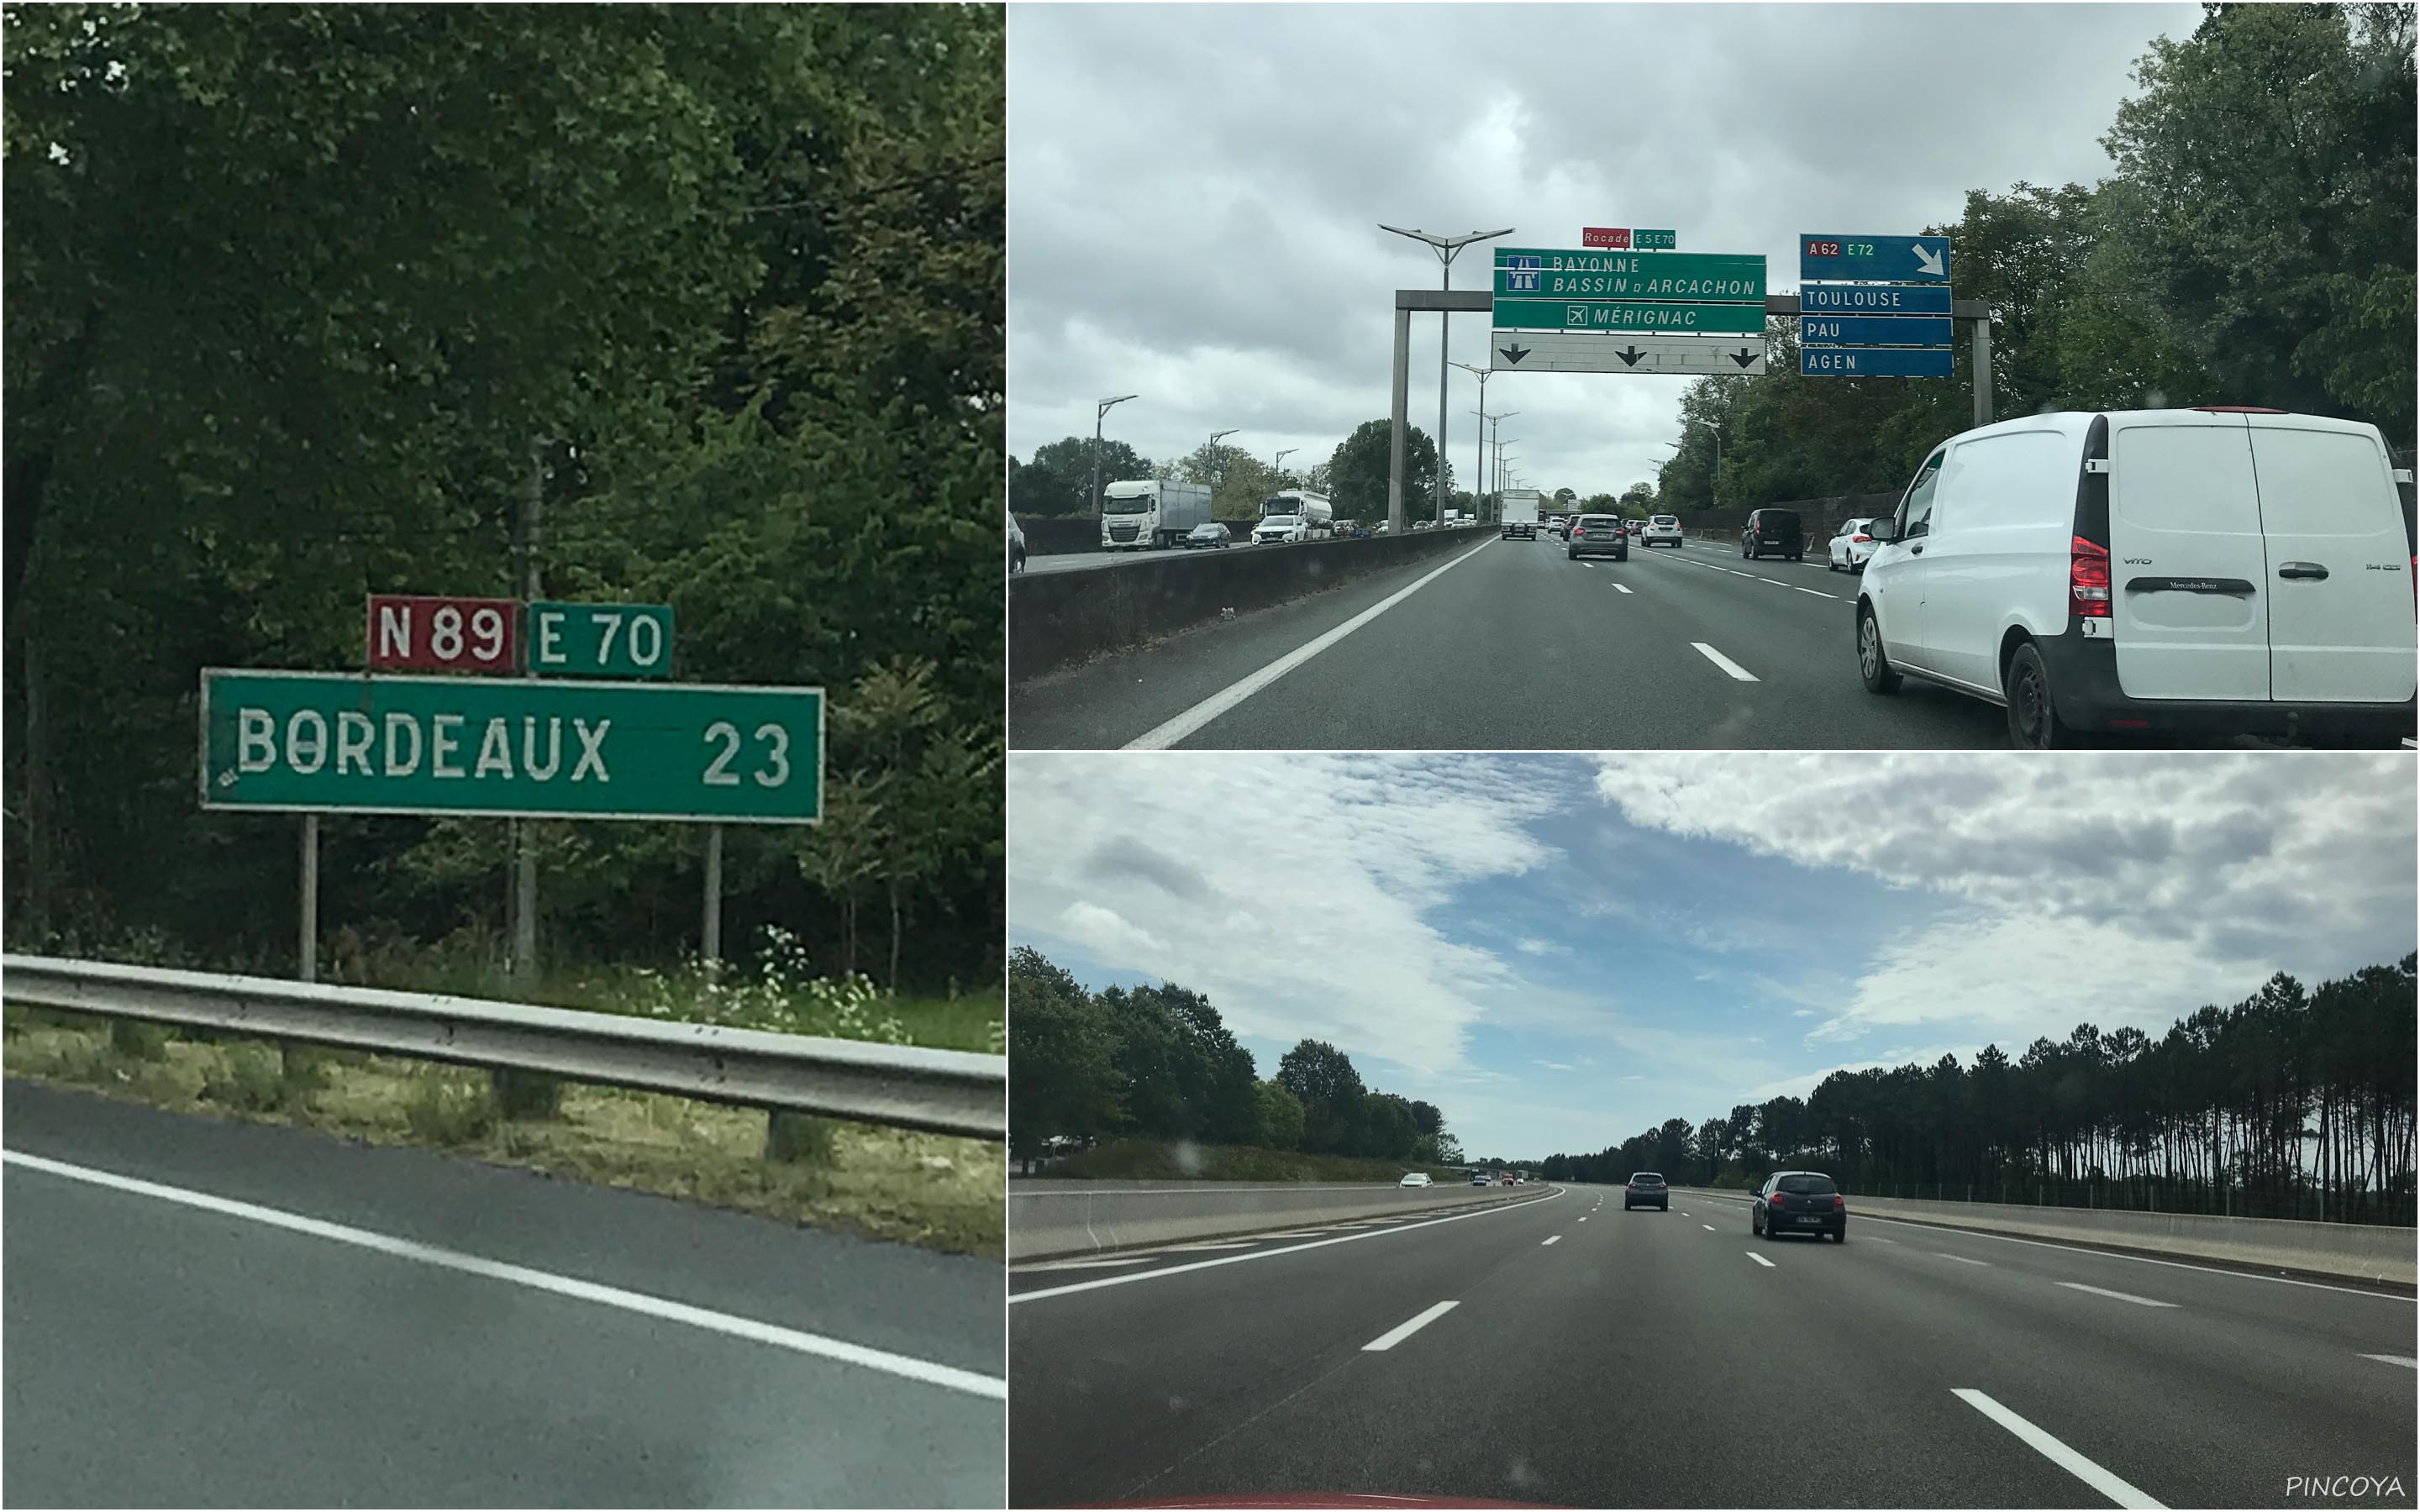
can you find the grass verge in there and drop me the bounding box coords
[3,1007,1002,1259]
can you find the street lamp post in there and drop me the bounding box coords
[1273,446,1297,482]
[1091,394,1139,529]
[1452,360,1493,519]
[1381,223,1514,524]
[1207,428,1239,496]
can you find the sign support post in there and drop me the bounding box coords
[1388,305,1411,534]
[299,814,319,983]
[1971,314,1992,428]
[702,822,724,979]
[513,438,544,983]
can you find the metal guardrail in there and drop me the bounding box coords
[1,955,1004,1140]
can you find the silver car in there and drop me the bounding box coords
[1640,514,1685,549]
[1566,513,1629,561]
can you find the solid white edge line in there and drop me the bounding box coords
[1122,536,1498,751]
[1668,1190,2412,1301]
[1011,1186,1565,1304]
[2057,1282,2178,1309]
[1747,1251,1775,1268]
[2,1147,1006,1401]
[1691,642,1760,681]
[1952,1389,2166,1509]
[1363,1299,1459,1352]
[2358,1353,2418,1368]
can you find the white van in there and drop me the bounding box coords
[1856,407,2415,748]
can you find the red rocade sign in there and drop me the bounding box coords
[1581,227,1633,249]
[366,594,519,673]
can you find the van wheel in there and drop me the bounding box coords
[2004,642,2080,748]
[1857,605,1901,695]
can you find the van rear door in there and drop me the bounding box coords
[2108,413,2271,701]
[2245,417,2417,705]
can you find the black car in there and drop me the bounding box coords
[1752,1170,1845,1242]
[1181,521,1234,549]
[1742,507,1804,561]
[1623,1172,1669,1210]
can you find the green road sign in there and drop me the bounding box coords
[201,670,821,822]
[1634,228,1677,249]
[1492,248,1764,299]
[1491,298,1766,335]
[528,601,675,679]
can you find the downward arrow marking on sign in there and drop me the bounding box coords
[1912,243,1946,278]
[1729,347,1758,368]
[1617,346,1645,367]
[1499,343,1532,365]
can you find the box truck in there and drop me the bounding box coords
[1500,489,1541,539]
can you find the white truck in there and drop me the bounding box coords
[1251,489,1335,544]
[1101,479,1213,550]
[1500,489,1541,540]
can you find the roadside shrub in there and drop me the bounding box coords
[405,1069,497,1145]
[492,1068,565,1120]
[109,1019,171,1062]
[765,1111,839,1166]
[200,1044,287,1112]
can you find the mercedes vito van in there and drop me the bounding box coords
[1856,408,2416,748]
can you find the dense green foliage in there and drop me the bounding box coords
[1654,3,2412,515]
[1010,420,1448,526]
[1008,434,1152,517]
[1045,1137,1470,1184]
[1543,956,2417,1225]
[1007,946,1460,1169]
[3,4,1004,993]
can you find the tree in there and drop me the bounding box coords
[1007,948,1121,1169]
[1255,1079,1306,1152]
[1012,435,1151,517]
[1277,1037,1367,1154]
[1323,420,1446,521]
[1619,481,1656,510]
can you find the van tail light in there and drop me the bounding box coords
[2070,536,2112,617]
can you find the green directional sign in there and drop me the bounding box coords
[1491,298,1766,335]
[1634,228,1677,249]
[1492,248,1765,299]
[528,601,675,679]
[201,669,821,822]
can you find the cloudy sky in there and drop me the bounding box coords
[1009,752,2417,1162]
[1008,2,2202,493]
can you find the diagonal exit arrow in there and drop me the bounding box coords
[1912,242,1946,278]
[1617,346,1645,367]
[1729,347,1759,368]
[1498,342,1533,365]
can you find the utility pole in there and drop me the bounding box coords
[1090,394,1139,529]
[1380,224,1513,523]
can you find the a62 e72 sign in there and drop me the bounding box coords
[366,595,518,673]
[200,670,821,823]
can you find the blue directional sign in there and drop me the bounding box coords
[1802,347,1953,378]
[1798,234,1951,283]
[1801,282,1952,315]
[1800,315,1954,348]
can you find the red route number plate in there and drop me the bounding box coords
[366,594,519,673]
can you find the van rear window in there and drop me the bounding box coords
[2113,423,2262,537]
[2247,427,2402,540]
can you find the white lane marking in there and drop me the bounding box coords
[1161,1241,1258,1252]
[1541,1236,1562,1247]
[1012,1187,1565,1304]
[1011,1257,1156,1273]
[2359,1353,2417,1368]
[1933,1252,1991,1266]
[1576,1215,1588,1222]
[2057,1282,2177,1309]
[1663,1189,2406,1301]
[2,1147,1005,1401]
[1953,1389,2165,1509]
[1792,585,1841,600]
[1612,583,1634,594]
[1702,1224,1717,1231]
[1691,642,1760,681]
[1122,536,1497,750]
[1747,1252,1776,1268]
[1364,1299,1459,1352]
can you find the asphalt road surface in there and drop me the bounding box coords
[3,1081,1004,1508]
[1008,1182,2417,1509]
[1009,532,2322,750]
[1021,536,1393,576]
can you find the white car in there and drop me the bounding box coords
[1640,514,1685,548]
[1007,515,1026,572]
[1828,516,1881,573]
[1399,1172,1434,1189]
[1857,407,2417,748]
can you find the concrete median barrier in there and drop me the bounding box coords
[1009,528,1485,680]
[1673,1187,2415,1285]
[1009,1177,1544,1261]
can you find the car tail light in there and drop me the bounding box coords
[1850,533,1870,543]
[2070,535,2112,617]
[1833,1194,1845,1210]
